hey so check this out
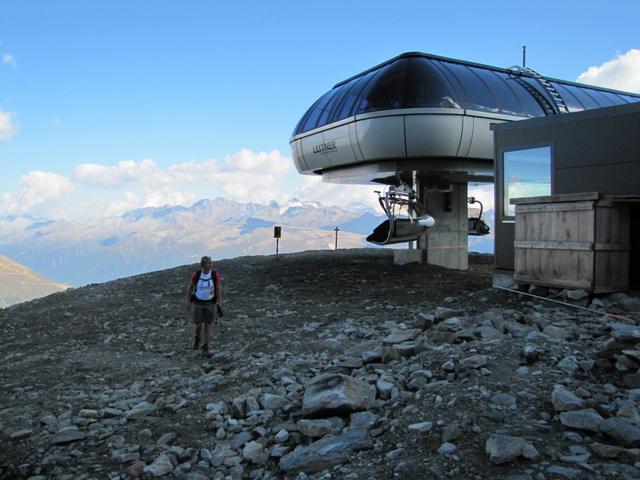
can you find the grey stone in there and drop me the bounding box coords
[205,401,227,415]
[302,373,376,415]
[382,329,421,344]
[376,376,394,400]
[259,393,287,411]
[590,442,629,459]
[279,430,373,473]
[275,429,289,443]
[610,322,640,342]
[143,453,175,477]
[243,440,268,465]
[559,409,603,432]
[434,307,464,320]
[442,421,461,442]
[297,418,344,438]
[551,385,586,412]
[231,431,253,449]
[566,289,589,301]
[522,344,539,362]
[156,432,176,448]
[50,428,86,445]
[441,360,455,372]
[416,313,435,330]
[461,354,488,369]
[408,421,433,433]
[349,411,378,433]
[546,465,582,478]
[232,394,260,418]
[10,429,32,440]
[392,342,417,358]
[440,317,464,331]
[437,442,457,455]
[557,356,579,375]
[485,435,538,464]
[599,417,640,447]
[543,325,573,340]
[361,349,382,364]
[491,393,516,409]
[125,401,156,419]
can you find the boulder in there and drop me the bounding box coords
[382,329,421,344]
[485,435,539,464]
[302,374,376,416]
[559,409,603,432]
[143,453,175,477]
[279,430,373,473]
[599,417,640,447]
[551,385,586,412]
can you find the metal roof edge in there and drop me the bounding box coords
[332,51,640,98]
[491,102,640,132]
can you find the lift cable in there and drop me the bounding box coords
[494,285,634,323]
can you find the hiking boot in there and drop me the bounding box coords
[201,343,211,357]
[193,337,200,350]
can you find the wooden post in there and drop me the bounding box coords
[274,226,281,260]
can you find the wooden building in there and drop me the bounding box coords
[492,102,640,291]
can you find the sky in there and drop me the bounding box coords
[1,0,639,221]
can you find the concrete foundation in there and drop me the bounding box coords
[419,182,468,270]
[394,248,423,265]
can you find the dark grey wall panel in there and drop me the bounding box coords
[493,103,640,271]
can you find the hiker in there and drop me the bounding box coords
[185,255,222,356]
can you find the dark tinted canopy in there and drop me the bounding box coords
[293,52,640,136]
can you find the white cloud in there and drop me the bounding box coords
[0,171,74,215]
[5,148,396,220]
[168,158,220,182]
[72,149,294,210]
[74,159,161,188]
[295,175,381,212]
[223,148,292,174]
[577,49,640,93]
[0,109,18,141]
[468,184,494,210]
[2,53,16,68]
[104,192,140,217]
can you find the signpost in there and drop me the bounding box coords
[274,226,281,260]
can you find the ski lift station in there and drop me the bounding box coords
[290,52,640,283]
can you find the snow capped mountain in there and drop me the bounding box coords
[0,198,386,287]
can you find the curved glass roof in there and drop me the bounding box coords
[293,52,640,136]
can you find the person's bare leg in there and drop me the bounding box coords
[201,322,211,355]
[193,323,201,349]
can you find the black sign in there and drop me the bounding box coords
[274,226,281,238]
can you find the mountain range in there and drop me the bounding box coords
[0,198,389,287]
[0,197,494,289]
[0,254,70,307]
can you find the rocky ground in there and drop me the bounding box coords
[1,248,640,480]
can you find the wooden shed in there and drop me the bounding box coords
[511,192,637,293]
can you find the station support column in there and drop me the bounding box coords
[418,182,468,270]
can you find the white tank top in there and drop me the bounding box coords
[195,271,215,301]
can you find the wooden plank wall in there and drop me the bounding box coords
[514,199,630,293]
[594,204,630,293]
[514,201,595,289]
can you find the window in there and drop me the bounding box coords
[503,146,551,217]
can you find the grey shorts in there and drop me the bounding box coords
[192,302,217,325]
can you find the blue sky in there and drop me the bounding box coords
[1,0,639,220]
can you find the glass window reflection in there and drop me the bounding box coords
[503,146,551,217]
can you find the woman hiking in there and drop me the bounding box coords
[185,255,222,356]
